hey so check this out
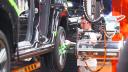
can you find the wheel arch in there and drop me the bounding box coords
[59,15,69,38]
[0,7,18,54]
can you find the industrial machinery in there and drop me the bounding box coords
[76,26,122,72]
[66,0,104,42]
[65,1,122,71]
[75,0,125,72]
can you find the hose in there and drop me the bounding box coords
[84,30,107,72]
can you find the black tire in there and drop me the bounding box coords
[41,26,67,72]
[0,30,10,72]
[54,26,67,71]
[83,0,103,23]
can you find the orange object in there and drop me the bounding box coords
[120,19,128,39]
[112,0,128,72]
[12,62,41,72]
[60,9,68,17]
[111,60,118,72]
[112,33,123,41]
[112,0,128,39]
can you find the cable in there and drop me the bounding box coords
[81,19,107,72]
[83,29,107,72]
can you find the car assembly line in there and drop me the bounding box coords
[0,0,128,72]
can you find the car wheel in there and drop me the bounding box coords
[0,30,10,72]
[41,26,67,72]
[54,26,67,71]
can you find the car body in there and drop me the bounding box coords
[0,0,69,72]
